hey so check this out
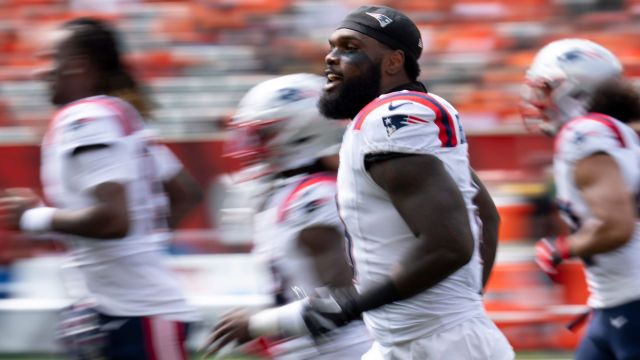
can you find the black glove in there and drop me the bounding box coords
[301,280,402,339]
[301,287,362,339]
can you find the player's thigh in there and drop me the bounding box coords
[103,315,189,360]
[575,334,615,360]
[361,341,408,360]
[607,299,640,360]
[412,317,514,360]
[361,317,514,360]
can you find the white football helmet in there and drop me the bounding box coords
[225,73,346,179]
[521,38,622,133]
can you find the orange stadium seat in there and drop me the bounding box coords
[486,260,588,350]
[448,0,557,22]
[394,0,450,12]
[496,202,534,242]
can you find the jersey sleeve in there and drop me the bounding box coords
[149,143,183,181]
[66,145,136,192]
[279,181,342,230]
[358,93,462,156]
[56,102,139,191]
[556,117,627,163]
[57,103,128,153]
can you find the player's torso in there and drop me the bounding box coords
[554,113,640,308]
[41,96,195,319]
[254,175,372,358]
[42,96,166,250]
[254,173,342,302]
[337,91,485,344]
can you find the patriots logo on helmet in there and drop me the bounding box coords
[366,12,393,28]
[382,114,428,137]
[558,49,607,63]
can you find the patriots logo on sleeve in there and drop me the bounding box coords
[382,114,428,137]
[572,131,586,145]
[68,118,94,131]
[303,198,329,214]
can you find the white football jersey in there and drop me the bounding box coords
[554,113,640,308]
[338,90,487,345]
[41,95,197,321]
[253,173,372,358]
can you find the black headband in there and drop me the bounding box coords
[338,5,423,60]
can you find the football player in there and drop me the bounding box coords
[524,39,640,359]
[202,73,372,359]
[208,5,513,360]
[0,18,200,359]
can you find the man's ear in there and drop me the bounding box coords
[383,50,405,76]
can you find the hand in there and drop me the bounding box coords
[535,236,571,282]
[201,309,252,358]
[0,188,41,230]
[302,287,361,340]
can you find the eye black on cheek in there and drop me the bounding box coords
[340,50,373,66]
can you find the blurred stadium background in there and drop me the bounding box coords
[1,0,637,358]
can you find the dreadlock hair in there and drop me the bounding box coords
[588,79,640,124]
[62,17,152,118]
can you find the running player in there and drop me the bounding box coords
[0,18,200,359]
[203,73,371,359]
[524,38,640,359]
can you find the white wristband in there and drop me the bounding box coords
[19,207,56,233]
[248,300,309,338]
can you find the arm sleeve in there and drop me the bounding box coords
[59,114,124,153]
[56,106,136,192]
[359,97,461,156]
[280,182,342,229]
[66,145,135,192]
[148,144,183,181]
[557,119,626,163]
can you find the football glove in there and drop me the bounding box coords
[535,235,571,282]
[301,287,361,339]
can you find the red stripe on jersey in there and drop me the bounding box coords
[555,113,626,153]
[352,91,458,147]
[176,322,188,360]
[407,115,428,124]
[94,97,144,136]
[277,173,336,223]
[45,97,143,144]
[585,113,626,147]
[142,318,159,360]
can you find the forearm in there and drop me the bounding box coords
[571,154,635,257]
[51,205,129,239]
[167,199,198,229]
[311,250,354,288]
[391,243,472,301]
[364,154,474,311]
[164,169,203,228]
[354,236,473,314]
[568,217,631,257]
[470,170,500,287]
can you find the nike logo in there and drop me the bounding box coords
[388,102,412,111]
[610,316,628,329]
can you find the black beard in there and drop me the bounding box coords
[318,64,382,120]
